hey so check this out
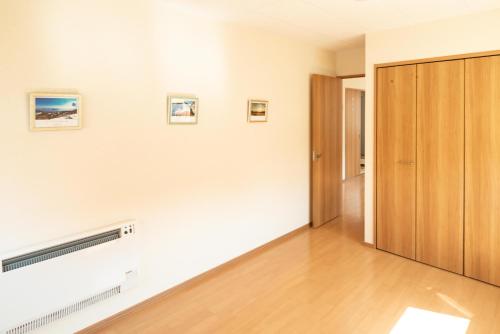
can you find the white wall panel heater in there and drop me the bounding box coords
[0,221,139,334]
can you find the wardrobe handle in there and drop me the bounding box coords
[397,160,415,166]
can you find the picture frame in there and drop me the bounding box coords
[29,93,82,131]
[247,99,269,122]
[167,95,199,124]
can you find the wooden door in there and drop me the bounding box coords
[376,65,417,259]
[465,56,500,286]
[416,60,464,274]
[311,75,342,228]
[345,89,362,178]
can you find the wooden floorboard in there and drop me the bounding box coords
[80,175,500,334]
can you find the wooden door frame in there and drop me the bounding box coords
[339,74,365,79]
[373,49,500,248]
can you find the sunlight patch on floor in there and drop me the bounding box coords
[436,292,474,318]
[390,307,470,334]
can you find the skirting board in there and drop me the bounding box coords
[78,223,310,333]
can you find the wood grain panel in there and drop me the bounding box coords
[311,75,342,227]
[345,88,362,178]
[465,56,500,286]
[416,60,464,274]
[376,65,416,259]
[375,49,500,69]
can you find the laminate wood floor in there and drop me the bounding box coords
[82,175,500,334]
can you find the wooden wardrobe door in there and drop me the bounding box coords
[416,60,464,274]
[376,65,417,259]
[465,56,500,286]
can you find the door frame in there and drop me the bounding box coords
[338,74,365,79]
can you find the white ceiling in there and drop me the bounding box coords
[164,0,500,50]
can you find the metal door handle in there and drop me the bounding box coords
[312,151,322,161]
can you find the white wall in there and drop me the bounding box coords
[364,9,500,244]
[336,47,365,76]
[342,78,365,180]
[0,0,336,332]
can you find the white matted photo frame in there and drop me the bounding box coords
[29,93,82,131]
[248,99,269,122]
[167,95,199,124]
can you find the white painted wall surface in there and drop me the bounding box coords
[0,0,335,332]
[336,47,365,76]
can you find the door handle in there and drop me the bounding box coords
[397,160,415,165]
[312,151,322,161]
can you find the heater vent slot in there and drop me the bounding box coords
[5,286,121,334]
[2,229,121,273]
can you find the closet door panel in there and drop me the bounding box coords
[376,65,417,259]
[465,56,500,286]
[416,60,464,274]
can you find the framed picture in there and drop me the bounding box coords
[248,99,268,122]
[29,93,82,131]
[167,95,198,124]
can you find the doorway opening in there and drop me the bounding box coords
[342,78,366,180]
[310,74,365,236]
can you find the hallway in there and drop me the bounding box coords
[339,174,365,243]
[83,174,500,334]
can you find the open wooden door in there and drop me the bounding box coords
[311,74,342,228]
[345,88,363,178]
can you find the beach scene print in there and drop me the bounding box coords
[33,96,80,129]
[169,96,198,124]
[248,100,268,122]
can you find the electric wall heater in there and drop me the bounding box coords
[0,221,138,334]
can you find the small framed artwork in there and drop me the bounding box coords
[248,99,268,122]
[167,95,199,124]
[29,93,82,131]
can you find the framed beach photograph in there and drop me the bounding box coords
[30,93,82,131]
[248,99,268,122]
[167,95,198,124]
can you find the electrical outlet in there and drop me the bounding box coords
[121,269,139,291]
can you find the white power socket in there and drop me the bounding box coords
[121,269,139,291]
